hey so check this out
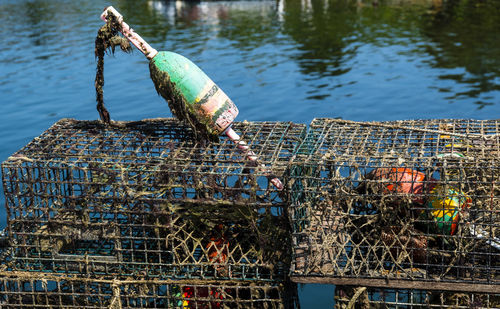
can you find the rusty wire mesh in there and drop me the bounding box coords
[0,271,298,308]
[1,118,306,281]
[289,118,499,291]
[334,285,500,309]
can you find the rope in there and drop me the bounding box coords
[329,119,499,140]
[347,286,368,309]
[109,279,122,309]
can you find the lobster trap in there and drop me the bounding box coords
[0,270,298,308]
[334,285,500,308]
[289,118,499,292]
[2,118,306,281]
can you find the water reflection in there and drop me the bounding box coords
[147,0,281,50]
[280,0,357,77]
[144,0,499,109]
[420,0,500,109]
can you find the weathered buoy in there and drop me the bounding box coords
[426,184,470,235]
[170,286,190,308]
[149,51,239,139]
[182,285,224,309]
[181,286,194,308]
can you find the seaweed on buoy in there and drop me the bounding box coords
[149,61,219,143]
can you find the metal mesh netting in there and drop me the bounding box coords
[0,271,298,308]
[2,118,306,281]
[289,119,499,291]
[334,286,500,308]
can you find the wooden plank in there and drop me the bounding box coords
[290,276,500,294]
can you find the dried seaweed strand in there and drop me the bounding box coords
[95,11,132,124]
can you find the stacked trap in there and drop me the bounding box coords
[0,273,296,308]
[1,118,305,307]
[334,286,498,308]
[289,118,499,304]
[1,117,499,307]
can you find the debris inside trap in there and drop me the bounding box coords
[290,119,500,284]
[345,165,496,275]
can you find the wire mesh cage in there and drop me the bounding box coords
[334,285,500,309]
[289,119,499,291]
[0,271,298,308]
[2,118,306,281]
[0,230,9,259]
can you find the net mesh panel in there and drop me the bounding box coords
[0,271,298,308]
[2,118,306,281]
[289,119,499,289]
[334,286,500,309]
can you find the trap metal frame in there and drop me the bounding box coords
[334,285,500,309]
[2,118,306,281]
[0,270,298,308]
[289,118,499,292]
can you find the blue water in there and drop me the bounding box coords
[1,0,500,306]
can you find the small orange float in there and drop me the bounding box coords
[366,167,427,204]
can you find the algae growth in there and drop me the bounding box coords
[94,11,132,124]
[95,11,219,143]
[149,61,219,143]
